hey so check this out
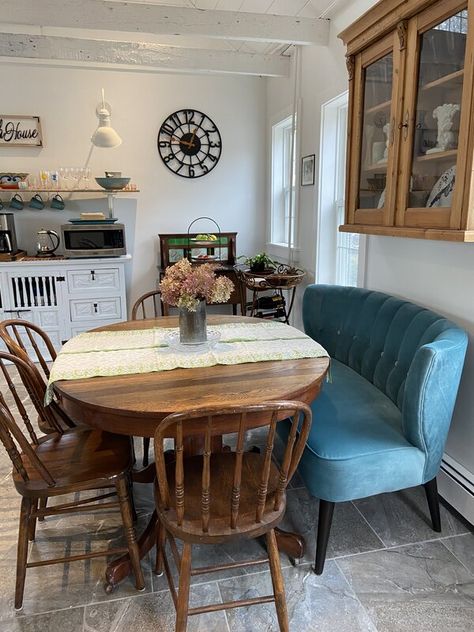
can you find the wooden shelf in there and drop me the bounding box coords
[362,161,388,172]
[421,69,464,91]
[365,99,391,115]
[415,149,457,163]
[186,241,221,248]
[0,188,140,194]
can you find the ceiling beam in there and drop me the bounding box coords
[0,0,330,46]
[0,33,290,77]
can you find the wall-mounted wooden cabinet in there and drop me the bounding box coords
[340,0,474,241]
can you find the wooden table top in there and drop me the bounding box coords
[55,315,329,437]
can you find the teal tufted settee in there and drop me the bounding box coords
[284,284,468,574]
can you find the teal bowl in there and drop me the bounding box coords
[95,177,130,191]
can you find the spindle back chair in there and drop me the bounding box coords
[131,289,163,320]
[154,400,312,632]
[130,290,163,466]
[0,350,145,609]
[0,319,75,432]
[0,319,56,382]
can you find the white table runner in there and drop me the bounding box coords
[45,321,329,404]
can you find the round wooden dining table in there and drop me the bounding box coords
[54,315,329,590]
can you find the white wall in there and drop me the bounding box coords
[0,64,266,309]
[266,1,474,484]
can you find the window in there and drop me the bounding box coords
[317,92,365,286]
[270,115,296,248]
[333,104,361,286]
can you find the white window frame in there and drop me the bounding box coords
[316,91,367,287]
[267,109,299,260]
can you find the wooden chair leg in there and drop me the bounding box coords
[314,500,335,575]
[154,519,166,576]
[142,438,150,467]
[176,542,192,632]
[423,478,441,532]
[115,477,145,591]
[15,497,32,610]
[28,498,38,542]
[37,497,47,522]
[266,529,289,632]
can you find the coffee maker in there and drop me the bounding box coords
[0,213,18,254]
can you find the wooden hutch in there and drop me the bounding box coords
[158,232,244,315]
[340,0,474,241]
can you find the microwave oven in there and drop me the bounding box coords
[61,223,126,257]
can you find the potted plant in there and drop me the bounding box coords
[159,258,234,343]
[238,252,277,273]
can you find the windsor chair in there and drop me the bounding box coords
[131,289,163,320]
[131,289,163,466]
[154,400,312,632]
[0,350,145,610]
[0,319,75,433]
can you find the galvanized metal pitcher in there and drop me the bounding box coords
[179,300,207,344]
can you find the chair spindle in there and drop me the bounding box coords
[274,409,298,512]
[230,412,246,529]
[25,327,51,377]
[201,415,212,533]
[0,358,40,445]
[256,410,278,523]
[175,420,185,526]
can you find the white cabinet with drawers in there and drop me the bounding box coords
[0,256,130,353]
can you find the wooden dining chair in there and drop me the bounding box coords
[131,289,163,320]
[154,400,312,632]
[131,290,163,466]
[0,319,75,434]
[0,350,145,609]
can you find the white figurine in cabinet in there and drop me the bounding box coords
[375,122,390,164]
[426,103,460,154]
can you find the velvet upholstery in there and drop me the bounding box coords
[288,285,468,503]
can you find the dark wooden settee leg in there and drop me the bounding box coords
[423,477,441,532]
[314,500,335,575]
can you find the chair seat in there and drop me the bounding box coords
[280,360,426,502]
[155,452,285,543]
[13,428,133,497]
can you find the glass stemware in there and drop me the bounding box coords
[39,170,49,190]
[83,168,91,189]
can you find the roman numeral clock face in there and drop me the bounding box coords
[157,109,222,178]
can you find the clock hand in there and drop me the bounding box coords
[169,134,192,147]
[189,128,197,148]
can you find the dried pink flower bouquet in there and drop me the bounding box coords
[159,258,234,311]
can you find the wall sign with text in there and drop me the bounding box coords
[0,115,43,147]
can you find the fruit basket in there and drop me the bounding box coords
[187,216,222,263]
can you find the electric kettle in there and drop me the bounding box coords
[36,229,60,257]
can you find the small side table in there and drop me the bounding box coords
[235,265,305,324]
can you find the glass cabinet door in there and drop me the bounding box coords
[398,3,468,228]
[348,32,404,226]
[358,53,393,211]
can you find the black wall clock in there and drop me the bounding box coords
[157,109,222,178]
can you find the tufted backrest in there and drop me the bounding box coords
[304,285,456,407]
[303,285,468,479]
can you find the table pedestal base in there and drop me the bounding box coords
[274,527,305,561]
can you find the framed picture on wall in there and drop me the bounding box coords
[301,154,315,186]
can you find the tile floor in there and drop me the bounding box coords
[0,378,473,631]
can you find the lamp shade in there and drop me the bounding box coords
[91,105,122,148]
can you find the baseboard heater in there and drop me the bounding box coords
[438,454,474,526]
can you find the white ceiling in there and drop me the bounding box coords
[117,0,339,18]
[99,0,342,54]
[0,0,347,76]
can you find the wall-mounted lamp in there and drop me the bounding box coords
[91,89,122,148]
